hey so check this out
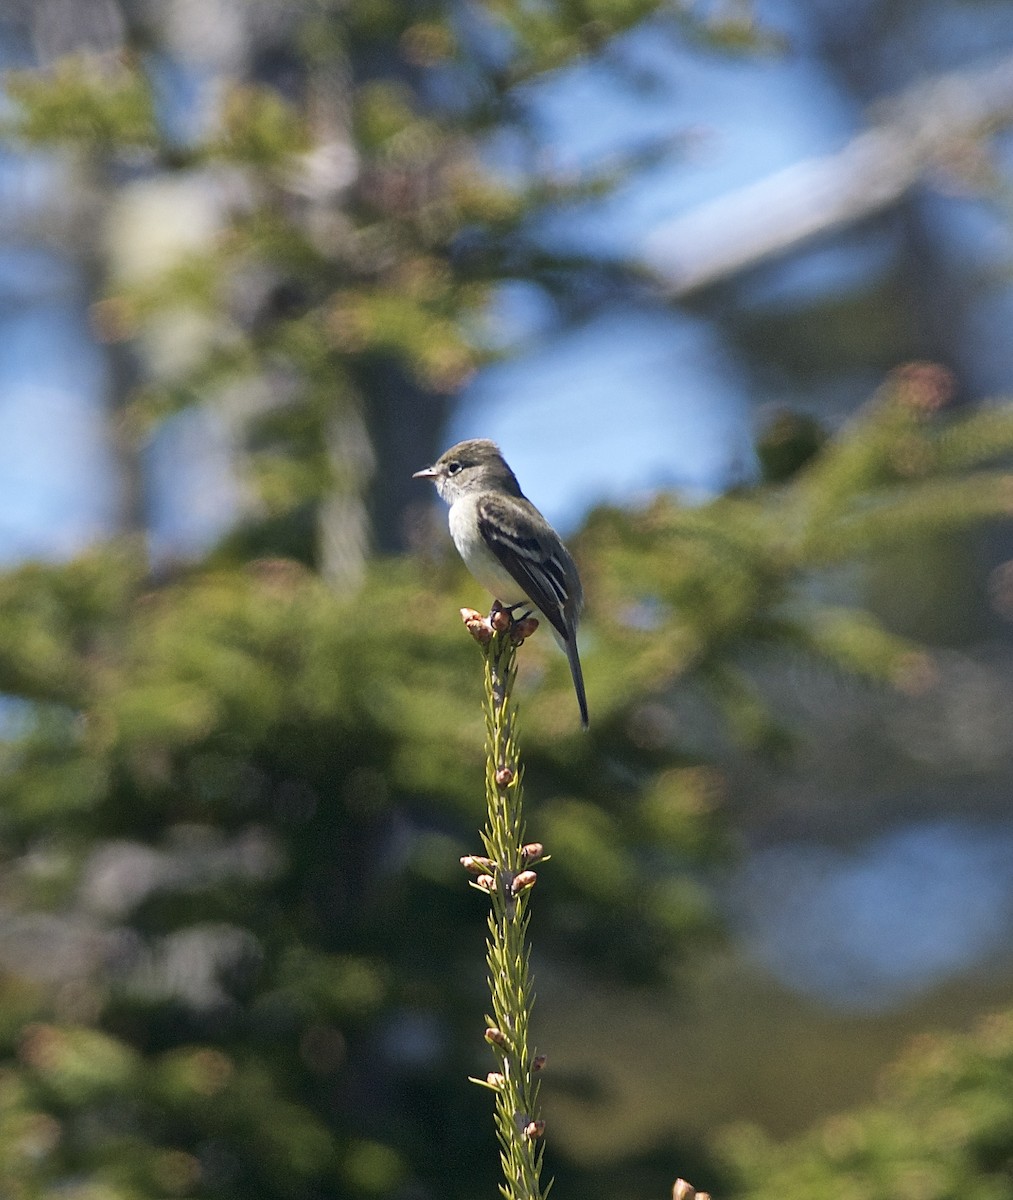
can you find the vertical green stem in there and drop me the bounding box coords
[475,624,547,1200]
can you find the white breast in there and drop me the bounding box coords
[448,494,528,606]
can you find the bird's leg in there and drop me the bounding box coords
[492,600,532,622]
[489,600,512,634]
[489,600,539,646]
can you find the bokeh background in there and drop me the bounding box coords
[4,1,1013,1198]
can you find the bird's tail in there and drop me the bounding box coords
[565,636,589,730]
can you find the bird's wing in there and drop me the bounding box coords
[476,494,572,641]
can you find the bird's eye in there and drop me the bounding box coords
[446,461,462,475]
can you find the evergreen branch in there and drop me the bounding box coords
[785,606,930,687]
[808,470,1013,561]
[934,403,1013,470]
[792,397,917,548]
[460,608,548,1200]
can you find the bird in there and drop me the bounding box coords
[413,438,589,728]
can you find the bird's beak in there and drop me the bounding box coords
[412,465,439,479]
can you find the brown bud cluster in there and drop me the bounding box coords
[673,1179,711,1200]
[474,874,495,892]
[524,1120,545,1140]
[531,1054,547,1072]
[510,616,539,645]
[484,1026,509,1048]
[510,870,537,896]
[461,608,492,645]
[461,855,494,874]
[521,843,544,863]
[495,766,514,787]
[889,361,955,414]
[892,651,937,697]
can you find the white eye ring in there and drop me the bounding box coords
[446,461,462,475]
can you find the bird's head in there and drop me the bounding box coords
[412,439,522,504]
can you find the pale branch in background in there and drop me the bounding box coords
[642,51,1013,296]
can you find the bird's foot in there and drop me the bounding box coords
[490,600,539,646]
[461,603,539,647]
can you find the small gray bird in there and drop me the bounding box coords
[413,438,588,728]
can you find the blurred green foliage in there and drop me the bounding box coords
[0,375,1006,1196]
[0,545,727,1198]
[4,55,158,150]
[724,1010,1013,1200]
